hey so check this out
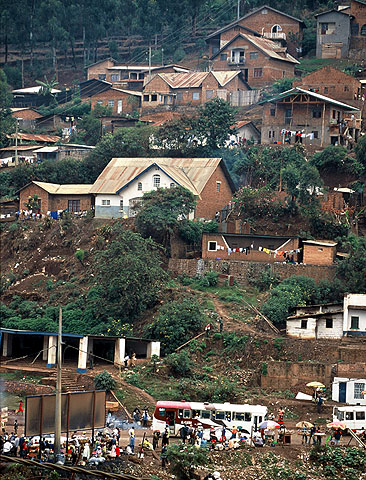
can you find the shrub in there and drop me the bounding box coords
[249,266,281,292]
[222,332,249,353]
[165,444,208,480]
[165,351,192,377]
[94,370,116,391]
[198,271,218,287]
[74,248,85,264]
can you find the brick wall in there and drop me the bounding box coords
[321,192,345,213]
[168,258,337,284]
[90,89,141,114]
[339,346,366,364]
[12,109,42,120]
[303,244,336,266]
[261,362,333,389]
[49,194,92,212]
[195,165,234,219]
[87,59,115,80]
[19,184,50,213]
[337,362,366,377]
[350,0,366,39]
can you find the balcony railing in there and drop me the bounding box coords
[227,58,246,65]
[263,32,287,40]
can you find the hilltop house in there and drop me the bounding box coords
[286,293,366,340]
[209,33,299,88]
[142,71,251,108]
[260,87,361,147]
[18,181,93,214]
[315,0,366,59]
[90,157,235,219]
[206,5,304,57]
[86,58,190,90]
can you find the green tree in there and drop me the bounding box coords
[0,69,15,147]
[135,186,196,250]
[310,145,361,174]
[354,135,366,172]
[145,298,204,354]
[92,224,167,329]
[94,370,116,391]
[165,444,208,480]
[36,74,59,106]
[196,97,236,150]
[337,236,366,293]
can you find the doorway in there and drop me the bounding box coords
[339,382,347,403]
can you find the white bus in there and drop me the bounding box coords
[333,405,366,431]
[152,400,267,436]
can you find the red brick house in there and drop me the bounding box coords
[18,181,93,214]
[89,87,142,115]
[210,33,299,87]
[206,6,304,58]
[303,240,337,265]
[142,71,250,108]
[91,157,235,220]
[341,0,366,56]
[11,108,42,130]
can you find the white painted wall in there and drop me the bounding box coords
[286,318,317,339]
[343,294,366,334]
[315,314,343,339]
[147,341,161,358]
[286,313,343,339]
[332,377,366,405]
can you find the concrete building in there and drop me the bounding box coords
[91,157,235,220]
[0,328,160,373]
[18,181,93,214]
[286,293,366,339]
[315,10,353,58]
[230,120,261,144]
[11,108,43,130]
[332,377,366,405]
[260,87,361,147]
[33,144,95,163]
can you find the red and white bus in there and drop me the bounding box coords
[152,400,267,435]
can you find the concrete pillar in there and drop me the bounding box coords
[77,336,89,373]
[47,335,57,367]
[87,337,93,365]
[146,341,160,359]
[114,338,125,366]
[2,333,13,357]
[42,335,48,361]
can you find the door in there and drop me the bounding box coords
[117,100,122,114]
[339,382,347,403]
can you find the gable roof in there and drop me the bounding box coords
[79,78,113,97]
[31,181,92,195]
[315,9,353,17]
[90,158,236,196]
[210,33,300,64]
[86,57,117,69]
[259,87,360,110]
[12,86,61,95]
[207,5,304,40]
[231,120,261,135]
[299,66,361,84]
[206,22,261,41]
[8,133,60,143]
[145,71,247,90]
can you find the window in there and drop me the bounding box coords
[285,108,292,125]
[101,199,110,206]
[170,182,176,188]
[354,383,365,399]
[231,50,245,64]
[301,320,308,329]
[272,24,282,33]
[98,74,106,80]
[208,241,217,251]
[337,411,344,421]
[320,22,336,35]
[220,53,227,61]
[345,411,354,420]
[68,200,80,212]
[117,99,122,114]
[312,131,319,139]
[130,72,137,79]
[193,92,200,100]
[97,100,103,105]
[324,87,328,94]
[183,409,191,418]
[143,94,149,102]
[344,85,349,92]
[111,74,119,82]
[176,92,183,101]
[262,8,268,14]
[137,182,142,191]
[253,68,263,78]
[269,130,272,138]
[250,52,258,60]
[356,411,365,420]
[233,412,251,422]
[206,90,214,99]
[214,411,226,420]
[158,408,165,418]
[313,108,321,118]
[325,318,333,329]
[108,100,114,108]
[153,174,160,188]
[120,199,123,211]
[351,316,359,329]
[151,94,157,101]
[216,182,221,192]
[361,24,366,36]
[201,410,211,419]
[270,108,276,117]
[138,73,144,79]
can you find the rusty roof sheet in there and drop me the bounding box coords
[9,133,60,143]
[244,35,300,64]
[139,112,184,126]
[90,158,224,196]
[211,71,242,86]
[0,145,41,151]
[32,181,92,195]
[156,72,209,89]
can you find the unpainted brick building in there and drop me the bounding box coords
[90,87,142,115]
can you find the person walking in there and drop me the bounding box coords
[205,323,211,338]
[161,445,168,468]
[310,425,317,445]
[17,401,24,416]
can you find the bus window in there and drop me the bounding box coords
[258,416,263,423]
[192,410,200,418]
[178,409,183,418]
[233,412,245,421]
[158,408,166,418]
[183,409,191,419]
[201,410,211,419]
[345,412,354,420]
[337,411,344,421]
[226,411,231,421]
[356,411,365,420]
[245,413,251,422]
[215,411,225,420]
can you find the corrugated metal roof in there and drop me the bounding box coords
[32,181,92,195]
[90,158,225,196]
[33,146,58,153]
[12,86,61,94]
[9,133,60,143]
[139,112,183,126]
[303,240,338,247]
[0,145,41,151]
[211,71,241,86]
[157,72,209,89]
[260,87,360,110]
[112,88,142,96]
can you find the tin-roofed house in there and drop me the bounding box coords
[18,181,93,214]
[91,157,235,220]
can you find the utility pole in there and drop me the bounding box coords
[54,307,62,457]
[161,48,164,66]
[237,0,240,20]
[148,44,152,82]
[15,119,19,166]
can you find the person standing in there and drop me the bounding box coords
[205,323,211,338]
[317,396,323,414]
[128,427,135,453]
[13,420,18,435]
[301,426,308,445]
[334,429,341,446]
[124,355,130,368]
[162,428,169,447]
[161,445,168,468]
[152,430,160,450]
[17,401,24,416]
[310,425,316,445]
